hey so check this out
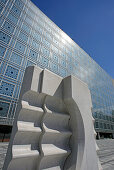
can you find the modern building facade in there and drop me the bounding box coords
[0,0,114,138]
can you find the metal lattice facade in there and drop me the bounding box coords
[0,0,114,134]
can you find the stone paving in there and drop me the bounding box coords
[97,139,114,170]
[0,142,8,170]
[0,140,114,170]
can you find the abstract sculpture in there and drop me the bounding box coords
[3,66,102,170]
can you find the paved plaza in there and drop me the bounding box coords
[0,140,114,170]
[0,142,8,170]
[97,139,114,170]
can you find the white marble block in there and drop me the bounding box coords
[3,66,101,170]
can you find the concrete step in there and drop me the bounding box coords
[17,121,41,132]
[42,144,70,157]
[12,145,39,159]
[43,123,72,137]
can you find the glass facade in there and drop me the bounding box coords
[0,0,114,134]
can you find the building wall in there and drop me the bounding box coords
[0,0,114,133]
[112,79,114,87]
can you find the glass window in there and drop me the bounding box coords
[60,59,66,67]
[50,62,58,73]
[32,40,40,50]
[52,53,58,62]
[0,45,6,57]
[52,45,58,54]
[40,57,48,67]
[41,46,49,56]
[7,13,18,24]
[14,0,24,10]
[1,0,7,4]
[32,31,41,42]
[10,52,22,65]
[59,67,67,77]
[100,122,103,129]
[34,24,42,34]
[27,60,36,67]
[107,124,110,129]
[53,38,59,46]
[3,21,15,33]
[11,5,21,17]
[25,16,33,25]
[60,51,66,59]
[104,123,107,129]
[22,23,31,34]
[0,81,15,97]
[0,31,10,44]
[95,121,99,128]
[18,31,28,42]
[29,49,38,61]
[67,64,73,72]
[42,38,50,48]
[111,125,113,130]
[0,101,10,117]
[15,41,26,53]
[0,5,3,13]
[44,31,52,40]
[5,65,19,80]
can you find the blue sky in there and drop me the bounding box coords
[31,0,114,78]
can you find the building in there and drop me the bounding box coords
[0,0,114,139]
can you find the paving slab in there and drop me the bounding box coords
[97,139,114,170]
[0,140,114,170]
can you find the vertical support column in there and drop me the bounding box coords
[97,132,100,140]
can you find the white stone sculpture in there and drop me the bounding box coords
[3,66,102,170]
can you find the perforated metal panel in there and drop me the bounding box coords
[1,0,7,4]
[67,55,72,63]
[25,16,32,25]
[40,57,48,67]
[14,0,24,9]
[59,67,67,77]
[10,52,22,65]
[27,60,36,67]
[44,31,52,40]
[32,31,41,42]
[60,59,66,67]
[0,81,15,97]
[32,40,40,50]
[3,21,15,33]
[0,45,6,57]
[0,31,10,44]
[27,9,35,19]
[34,24,42,34]
[7,13,18,24]
[18,31,28,42]
[0,5,3,13]
[22,23,31,34]
[52,54,58,62]
[5,65,19,79]
[60,51,66,59]
[15,41,25,52]
[50,62,58,73]
[0,60,4,73]
[11,5,21,17]
[0,101,10,117]
[29,50,38,61]
[52,45,58,54]
[41,46,49,56]
[53,38,59,46]
[67,64,73,72]
[42,38,51,48]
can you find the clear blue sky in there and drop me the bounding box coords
[31,0,114,78]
